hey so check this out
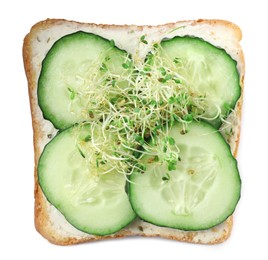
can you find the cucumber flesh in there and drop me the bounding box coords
[38,31,130,130]
[160,36,241,128]
[129,121,241,230]
[38,124,136,235]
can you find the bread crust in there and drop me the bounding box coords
[23,18,244,245]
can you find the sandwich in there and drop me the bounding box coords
[23,18,244,245]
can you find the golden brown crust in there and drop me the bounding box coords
[27,18,242,39]
[137,216,233,245]
[23,18,244,245]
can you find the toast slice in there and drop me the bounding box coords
[23,19,244,245]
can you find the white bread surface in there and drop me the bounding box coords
[23,19,244,245]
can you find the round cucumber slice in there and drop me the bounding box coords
[129,121,241,230]
[38,124,136,235]
[160,36,241,128]
[38,31,130,130]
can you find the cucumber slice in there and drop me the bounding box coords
[38,31,130,130]
[129,121,241,230]
[160,36,241,128]
[38,124,136,235]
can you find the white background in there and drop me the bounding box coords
[1,0,267,259]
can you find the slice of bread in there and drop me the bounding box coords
[23,19,244,245]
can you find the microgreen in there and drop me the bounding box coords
[168,136,175,145]
[77,146,85,158]
[135,135,145,145]
[168,96,176,104]
[67,87,76,100]
[153,43,159,49]
[183,114,193,122]
[67,42,223,177]
[168,162,176,171]
[122,59,132,69]
[111,79,116,87]
[99,63,108,72]
[84,134,92,142]
[173,57,181,64]
[136,163,147,173]
[162,173,170,182]
[159,67,167,76]
[140,35,148,44]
